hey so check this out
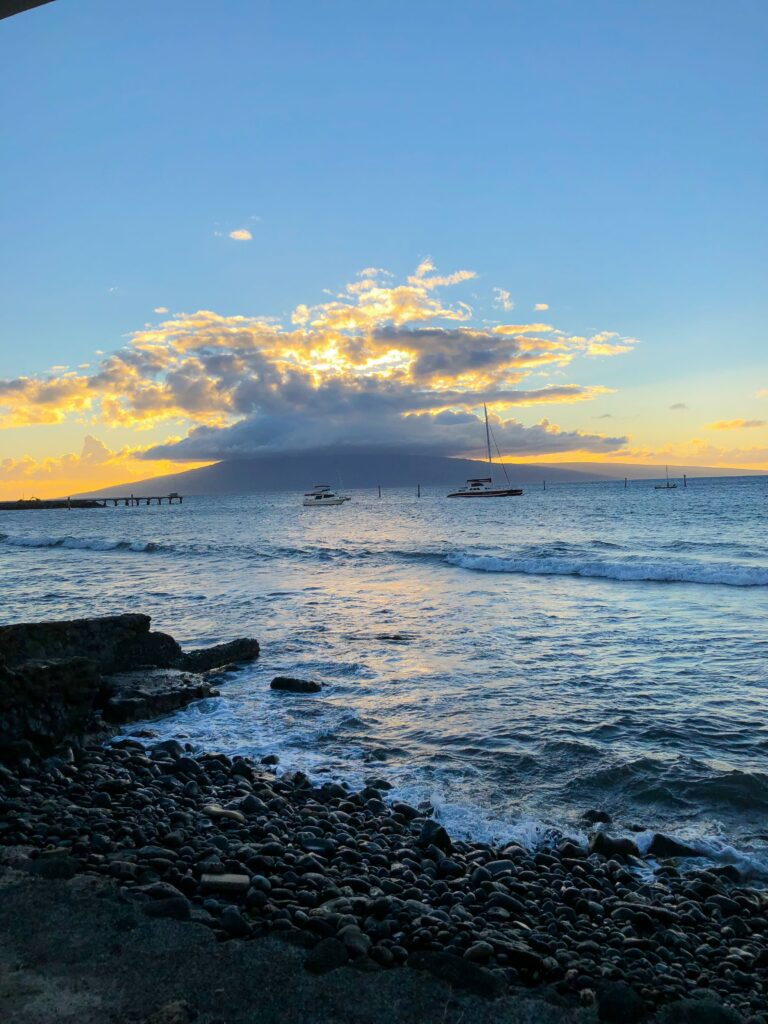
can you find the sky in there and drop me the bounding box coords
[1,0,766,497]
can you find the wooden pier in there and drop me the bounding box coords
[0,493,183,512]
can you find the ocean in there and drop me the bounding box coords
[2,475,767,874]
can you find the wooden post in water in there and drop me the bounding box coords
[378,484,381,499]
[683,474,687,488]
[543,480,546,491]
[624,477,628,489]
[417,483,421,498]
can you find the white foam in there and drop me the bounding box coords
[0,533,165,553]
[446,552,768,587]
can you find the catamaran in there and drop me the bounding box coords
[654,466,677,491]
[302,484,351,507]
[447,404,523,498]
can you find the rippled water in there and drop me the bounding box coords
[2,476,767,872]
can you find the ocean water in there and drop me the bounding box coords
[2,476,768,874]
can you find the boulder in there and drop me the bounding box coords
[588,832,641,860]
[270,676,322,694]
[647,833,702,859]
[179,638,260,673]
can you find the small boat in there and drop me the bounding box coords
[654,466,677,491]
[447,404,523,498]
[302,485,351,507]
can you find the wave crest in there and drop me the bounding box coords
[445,552,768,587]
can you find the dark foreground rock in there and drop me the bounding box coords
[1,743,766,1022]
[0,614,259,757]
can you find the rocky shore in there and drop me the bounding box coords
[0,616,766,1023]
[0,614,259,758]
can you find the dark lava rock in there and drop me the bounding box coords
[419,818,453,854]
[0,656,101,758]
[598,982,645,1022]
[647,833,702,859]
[0,614,260,758]
[178,638,260,673]
[583,809,612,825]
[261,754,279,765]
[588,832,641,860]
[270,677,322,694]
[409,951,505,998]
[304,937,350,974]
[102,669,218,724]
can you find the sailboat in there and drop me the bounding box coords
[654,466,677,491]
[447,404,523,498]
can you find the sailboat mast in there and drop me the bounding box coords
[484,403,493,474]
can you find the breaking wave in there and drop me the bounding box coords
[0,532,167,554]
[445,552,768,587]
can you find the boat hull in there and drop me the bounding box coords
[302,497,349,506]
[447,489,523,498]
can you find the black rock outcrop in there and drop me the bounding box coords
[0,614,259,759]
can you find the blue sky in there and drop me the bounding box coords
[1,0,766,492]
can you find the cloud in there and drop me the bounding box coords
[0,262,635,466]
[669,403,687,410]
[597,413,613,419]
[707,419,767,430]
[228,229,252,241]
[758,389,768,398]
[534,303,549,311]
[493,288,514,311]
[0,435,211,500]
[154,306,168,314]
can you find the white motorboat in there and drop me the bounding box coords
[447,404,523,498]
[302,485,351,507]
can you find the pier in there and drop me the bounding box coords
[0,494,183,512]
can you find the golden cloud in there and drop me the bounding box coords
[706,419,767,430]
[0,263,636,468]
[228,229,253,241]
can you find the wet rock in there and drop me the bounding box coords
[588,832,641,860]
[178,638,259,673]
[583,809,612,825]
[270,677,322,694]
[647,834,702,859]
[200,873,250,894]
[103,669,217,725]
[419,819,453,854]
[260,754,279,766]
[202,804,246,824]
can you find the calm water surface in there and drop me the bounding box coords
[1,477,767,872]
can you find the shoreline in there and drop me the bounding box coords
[1,738,765,1023]
[1,613,766,1022]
